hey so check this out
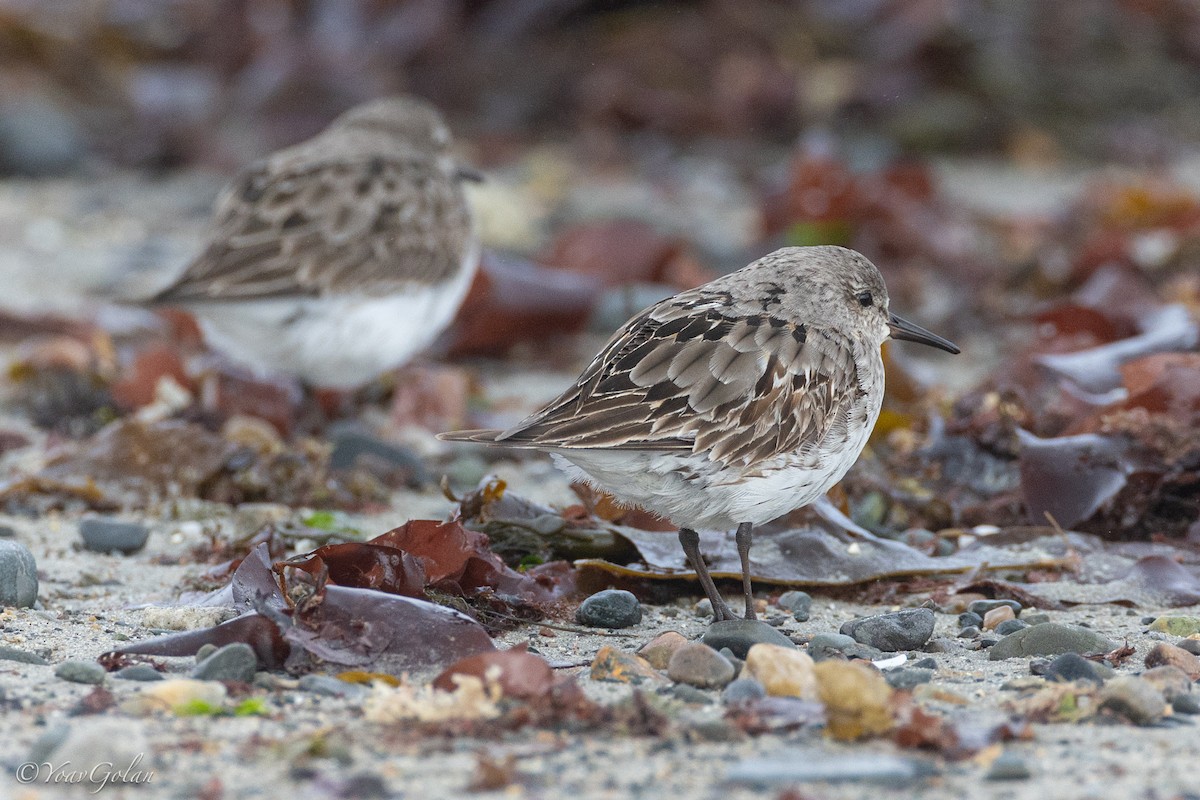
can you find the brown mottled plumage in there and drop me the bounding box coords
[152,96,479,387]
[441,246,959,621]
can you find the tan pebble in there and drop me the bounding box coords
[741,643,816,700]
[1140,665,1192,700]
[983,606,1016,629]
[813,660,895,740]
[120,679,227,715]
[589,646,666,685]
[638,631,689,671]
[1144,642,1200,680]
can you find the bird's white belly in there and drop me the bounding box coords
[192,251,477,388]
[552,426,872,531]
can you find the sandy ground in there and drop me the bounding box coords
[2,169,1199,800]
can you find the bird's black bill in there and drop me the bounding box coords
[888,313,960,354]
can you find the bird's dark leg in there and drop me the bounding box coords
[735,521,756,620]
[678,527,736,622]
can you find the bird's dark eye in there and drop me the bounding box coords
[856,291,874,307]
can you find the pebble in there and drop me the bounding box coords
[1097,676,1166,725]
[840,609,935,652]
[327,425,427,479]
[589,646,666,685]
[195,643,219,664]
[885,668,934,690]
[1022,612,1051,626]
[1172,694,1200,715]
[121,679,227,715]
[995,619,1030,636]
[986,752,1032,781]
[190,643,258,682]
[0,644,49,665]
[638,631,688,670]
[1143,642,1200,679]
[809,632,864,661]
[116,664,165,681]
[79,517,151,555]
[1042,652,1104,684]
[668,684,714,704]
[912,657,938,670]
[987,623,1116,661]
[55,660,107,685]
[813,660,895,741]
[0,524,14,537]
[982,606,1016,629]
[0,539,39,607]
[298,674,368,698]
[721,678,766,705]
[1178,639,1200,656]
[576,589,642,629]
[1140,665,1192,700]
[667,642,736,689]
[968,599,1022,617]
[741,643,818,700]
[777,590,813,621]
[958,625,982,639]
[1148,616,1200,637]
[726,754,937,786]
[957,611,983,629]
[694,598,714,618]
[701,619,796,659]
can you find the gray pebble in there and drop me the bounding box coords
[912,657,938,670]
[1097,677,1166,725]
[576,589,642,629]
[190,642,258,682]
[0,524,15,537]
[722,678,766,705]
[667,642,736,689]
[55,660,107,685]
[841,608,935,652]
[777,590,812,621]
[988,623,1116,661]
[885,668,934,690]
[298,674,367,698]
[694,598,714,618]
[1177,639,1200,656]
[0,644,49,665]
[807,632,871,661]
[1022,612,1051,626]
[968,599,1022,617]
[958,625,982,639]
[115,664,164,681]
[1140,616,1158,626]
[986,752,1032,780]
[701,619,796,659]
[717,647,744,673]
[0,539,38,608]
[957,611,983,629]
[1042,652,1104,684]
[669,684,714,704]
[995,619,1030,636]
[79,517,150,555]
[195,643,219,664]
[1171,694,1200,715]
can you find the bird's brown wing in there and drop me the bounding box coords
[152,153,472,303]
[448,300,862,470]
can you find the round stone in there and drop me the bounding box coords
[968,599,1022,617]
[55,660,106,685]
[79,518,150,555]
[701,619,796,659]
[190,642,258,682]
[988,623,1116,661]
[115,664,164,681]
[995,619,1030,636]
[1043,652,1103,684]
[0,539,38,608]
[576,589,642,629]
[1097,677,1166,725]
[840,608,935,652]
[298,674,367,698]
[721,678,766,705]
[667,642,736,689]
[986,752,1032,781]
[885,668,934,690]
[957,611,983,629]
[777,590,813,621]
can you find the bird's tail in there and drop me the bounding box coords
[435,429,507,444]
